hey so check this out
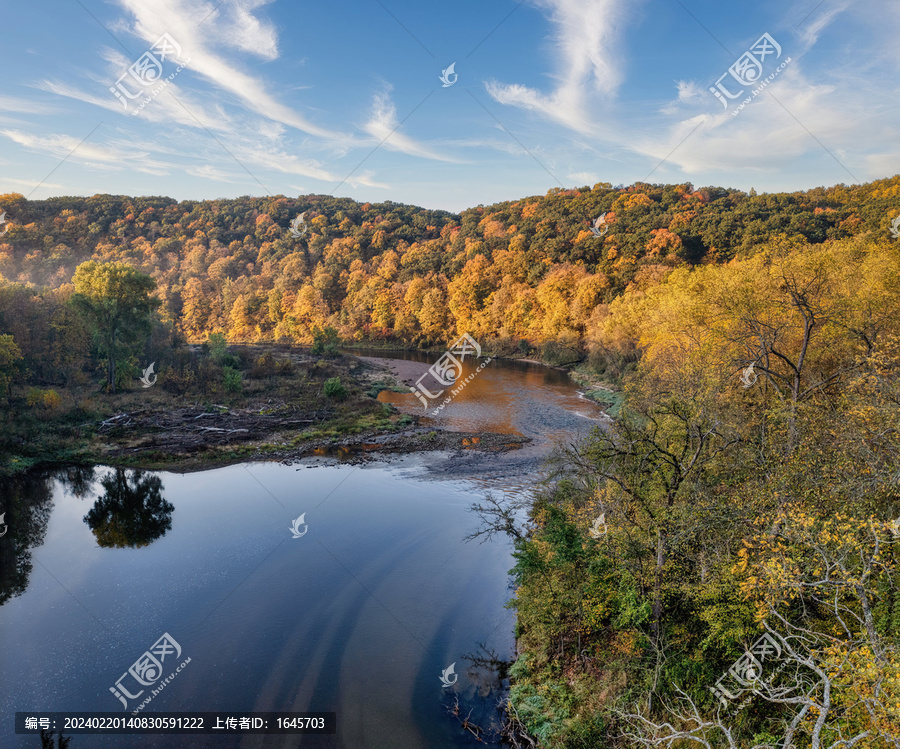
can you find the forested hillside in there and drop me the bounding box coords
[1,177,898,363]
[499,235,900,747]
[3,178,900,746]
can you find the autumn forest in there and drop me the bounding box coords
[3,176,900,747]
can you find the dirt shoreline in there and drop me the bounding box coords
[82,351,530,474]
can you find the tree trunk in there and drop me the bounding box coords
[652,526,667,648]
[108,355,116,393]
[107,324,117,393]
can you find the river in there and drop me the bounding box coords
[0,353,606,748]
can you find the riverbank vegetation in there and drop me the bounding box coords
[2,177,898,473]
[0,330,418,475]
[2,178,900,746]
[503,234,900,747]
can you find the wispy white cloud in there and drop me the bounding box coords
[626,0,900,186]
[676,81,706,105]
[634,63,868,180]
[794,0,851,50]
[486,0,635,134]
[37,72,227,133]
[0,124,364,188]
[341,170,390,190]
[362,88,459,163]
[0,177,65,191]
[112,0,357,143]
[184,164,241,182]
[0,129,173,174]
[567,171,598,184]
[0,96,58,115]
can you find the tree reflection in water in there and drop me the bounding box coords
[83,468,173,548]
[0,467,174,606]
[0,472,54,606]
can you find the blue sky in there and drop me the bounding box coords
[0,0,897,212]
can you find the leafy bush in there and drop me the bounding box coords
[275,357,295,376]
[250,352,277,378]
[223,366,242,393]
[323,376,346,400]
[541,334,583,367]
[204,333,242,368]
[26,388,61,409]
[311,326,340,357]
[42,390,62,409]
[161,367,196,396]
[206,332,227,363]
[586,343,639,383]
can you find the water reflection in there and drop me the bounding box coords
[83,469,173,548]
[0,472,54,605]
[58,465,97,499]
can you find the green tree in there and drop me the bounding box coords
[311,326,340,356]
[206,332,228,363]
[71,261,160,393]
[323,376,346,400]
[0,334,23,399]
[223,365,243,393]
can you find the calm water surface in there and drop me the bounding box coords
[0,355,606,748]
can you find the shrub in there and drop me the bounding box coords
[275,357,295,376]
[250,352,277,378]
[312,326,340,357]
[223,366,243,393]
[206,332,227,361]
[586,343,639,383]
[161,367,196,396]
[42,390,62,409]
[323,377,346,400]
[486,336,518,357]
[26,388,61,409]
[541,334,584,367]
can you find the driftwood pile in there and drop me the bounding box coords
[96,403,333,456]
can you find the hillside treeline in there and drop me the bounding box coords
[0,177,898,364]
